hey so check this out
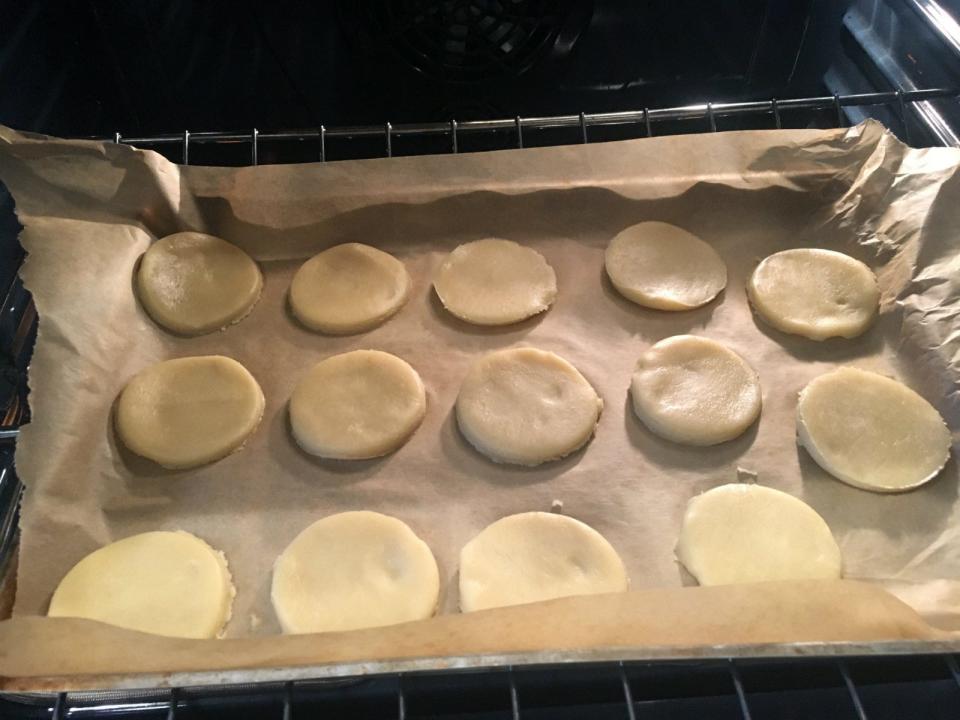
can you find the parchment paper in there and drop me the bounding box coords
[1,120,959,679]
[0,580,948,689]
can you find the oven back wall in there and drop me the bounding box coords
[0,1,844,137]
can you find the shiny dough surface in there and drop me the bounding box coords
[48,531,234,639]
[271,511,440,634]
[459,511,629,612]
[630,335,761,445]
[747,248,879,340]
[289,243,410,334]
[433,238,557,325]
[797,367,951,492]
[289,350,426,459]
[604,221,727,310]
[136,232,262,335]
[677,484,843,586]
[115,355,265,469]
[455,347,602,466]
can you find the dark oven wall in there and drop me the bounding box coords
[1,0,845,137]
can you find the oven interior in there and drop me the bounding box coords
[2,1,960,717]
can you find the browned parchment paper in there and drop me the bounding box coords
[0,120,959,682]
[0,580,947,689]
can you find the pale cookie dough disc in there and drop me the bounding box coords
[630,335,761,446]
[604,222,727,310]
[290,243,411,334]
[137,232,262,336]
[433,238,557,325]
[289,350,426,459]
[677,484,842,586]
[272,511,440,634]
[455,347,602,466]
[459,512,629,612]
[797,367,951,492]
[116,356,265,469]
[48,531,234,638]
[747,248,879,340]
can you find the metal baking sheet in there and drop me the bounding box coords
[0,120,959,688]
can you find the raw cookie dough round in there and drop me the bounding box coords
[136,232,262,336]
[433,238,557,325]
[455,347,602,466]
[677,484,842,586]
[747,248,879,340]
[116,356,265,469]
[459,511,629,612]
[48,531,234,638]
[797,367,951,492]
[289,350,426,459]
[272,511,439,634]
[604,222,727,310]
[290,243,411,334]
[630,335,761,446]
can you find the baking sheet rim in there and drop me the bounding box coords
[5,638,960,693]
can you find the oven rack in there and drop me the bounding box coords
[4,654,960,719]
[99,87,959,164]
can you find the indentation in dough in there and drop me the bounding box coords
[455,347,602,465]
[459,511,628,612]
[630,335,761,446]
[272,511,439,633]
[289,350,426,459]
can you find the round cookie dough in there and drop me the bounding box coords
[630,335,761,446]
[747,248,879,340]
[290,243,411,334]
[455,347,602,466]
[604,222,727,310]
[433,238,557,325]
[677,484,842,586]
[48,531,234,638]
[136,232,262,336]
[272,511,440,634]
[116,355,265,469]
[289,350,426,459]
[797,367,951,492]
[459,512,629,612]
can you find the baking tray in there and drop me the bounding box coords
[0,120,959,690]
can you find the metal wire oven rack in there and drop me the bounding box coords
[94,88,960,166]
[4,655,960,719]
[1,86,959,719]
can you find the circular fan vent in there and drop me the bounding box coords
[352,0,576,82]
